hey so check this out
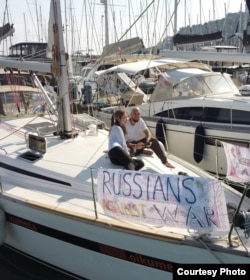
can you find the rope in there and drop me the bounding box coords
[195,234,225,263]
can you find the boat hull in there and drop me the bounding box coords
[1,191,250,280]
[95,109,250,177]
[1,196,174,279]
[146,119,250,177]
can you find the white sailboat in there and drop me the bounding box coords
[0,1,250,279]
[94,56,250,177]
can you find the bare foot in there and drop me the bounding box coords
[164,162,175,168]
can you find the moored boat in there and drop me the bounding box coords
[0,1,250,279]
[95,58,250,177]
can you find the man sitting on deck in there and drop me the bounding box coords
[125,107,175,169]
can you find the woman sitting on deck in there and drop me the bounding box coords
[108,109,144,171]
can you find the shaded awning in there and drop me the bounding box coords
[95,58,211,76]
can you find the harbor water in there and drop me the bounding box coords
[0,245,78,280]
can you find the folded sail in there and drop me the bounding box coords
[0,23,15,42]
[173,31,223,46]
[102,37,145,56]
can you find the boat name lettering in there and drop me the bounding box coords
[99,244,127,259]
[129,253,173,272]
[99,244,173,272]
[6,214,37,231]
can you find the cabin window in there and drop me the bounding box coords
[231,110,250,125]
[156,107,205,120]
[0,91,45,115]
[9,43,47,58]
[156,107,250,125]
[205,108,227,123]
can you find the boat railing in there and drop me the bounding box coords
[72,113,105,135]
[22,113,105,137]
[228,184,250,247]
[90,167,98,219]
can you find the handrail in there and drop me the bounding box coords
[90,168,98,219]
[215,139,219,179]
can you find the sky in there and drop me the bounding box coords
[0,0,245,56]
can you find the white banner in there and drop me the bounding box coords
[97,169,229,231]
[222,142,250,184]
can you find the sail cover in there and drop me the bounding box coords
[0,23,15,41]
[247,0,250,13]
[173,31,223,46]
[243,0,250,46]
[102,37,145,56]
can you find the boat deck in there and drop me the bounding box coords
[1,114,250,262]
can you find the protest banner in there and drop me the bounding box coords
[97,169,229,231]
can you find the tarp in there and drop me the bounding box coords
[222,142,250,184]
[102,37,145,56]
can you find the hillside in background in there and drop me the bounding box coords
[160,12,246,51]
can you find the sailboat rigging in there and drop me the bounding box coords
[0,1,250,279]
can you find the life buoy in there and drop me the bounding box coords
[193,124,205,163]
[0,207,6,245]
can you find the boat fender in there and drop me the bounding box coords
[156,119,166,147]
[0,208,7,245]
[193,124,205,163]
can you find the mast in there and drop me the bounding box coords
[23,13,28,42]
[173,0,178,35]
[84,0,90,54]
[173,0,178,50]
[128,0,131,38]
[39,5,43,41]
[35,0,41,41]
[104,0,109,46]
[64,0,68,52]
[51,0,72,137]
